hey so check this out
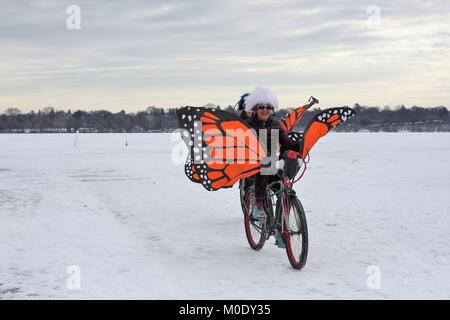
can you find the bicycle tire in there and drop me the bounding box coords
[283,196,308,270]
[243,187,266,250]
[239,179,246,214]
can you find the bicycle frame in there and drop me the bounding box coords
[245,155,305,239]
[266,173,299,238]
[242,153,309,269]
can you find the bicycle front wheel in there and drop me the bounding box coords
[283,197,308,270]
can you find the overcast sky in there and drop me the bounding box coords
[1,0,449,112]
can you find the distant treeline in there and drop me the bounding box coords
[0,104,449,133]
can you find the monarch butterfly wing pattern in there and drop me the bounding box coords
[299,107,356,159]
[181,130,201,183]
[287,131,304,144]
[177,106,266,191]
[183,155,201,183]
[279,106,308,132]
[178,119,202,184]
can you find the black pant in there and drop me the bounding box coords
[254,173,279,200]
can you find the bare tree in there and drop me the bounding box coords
[5,107,22,116]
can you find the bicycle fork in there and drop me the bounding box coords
[280,190,295,235]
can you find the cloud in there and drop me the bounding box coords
[0,0,449,111]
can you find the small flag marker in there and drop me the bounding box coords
[74,130,79,147]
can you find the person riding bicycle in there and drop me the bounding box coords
[244,87,301,247]
[237,90,311,196]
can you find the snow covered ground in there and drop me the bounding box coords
[0,132,449,299]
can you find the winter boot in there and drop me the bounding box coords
[274,230,286,248]
[252,199,267,221]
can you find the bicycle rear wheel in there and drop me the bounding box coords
[239,179,246,214]
[243,187,266,250]
[283,196,308,269]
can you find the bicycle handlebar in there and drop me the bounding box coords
[278,151,307,186]
[305,96,319,109]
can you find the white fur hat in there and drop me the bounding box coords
[244,87,279,112]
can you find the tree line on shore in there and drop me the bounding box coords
[0,104,448,133]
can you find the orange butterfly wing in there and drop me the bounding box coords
[279,106,308,132]
[177,107,267,191]
[299,107,356,159]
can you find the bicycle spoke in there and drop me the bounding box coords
[283,198,308,269]
[243,187,266,250]
[250,221,264,234]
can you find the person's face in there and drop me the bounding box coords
[256,105,273,122]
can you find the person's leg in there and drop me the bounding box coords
[254,173,268,201]
[244,176,254,191]
[252,173,268,219]
[267,174,281,193]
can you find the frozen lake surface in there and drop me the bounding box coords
[0,132,449,299]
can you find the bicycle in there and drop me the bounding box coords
[242,151,308,270]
